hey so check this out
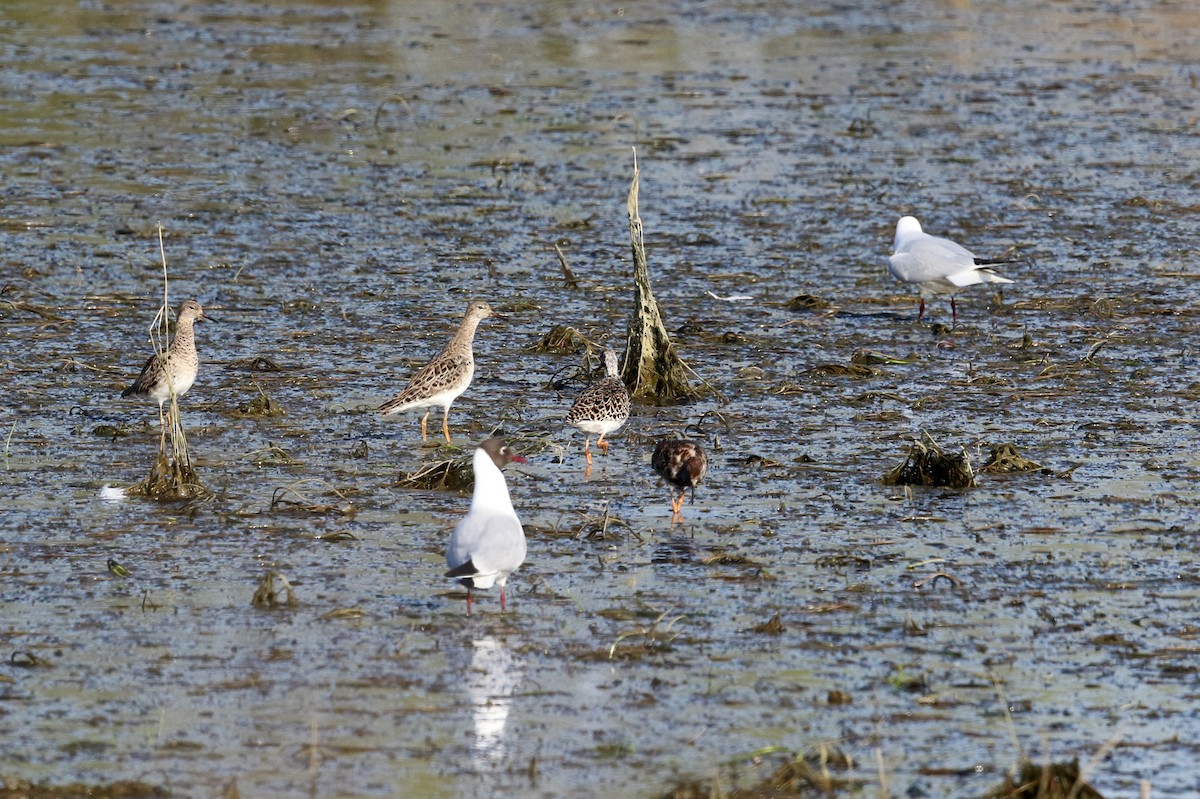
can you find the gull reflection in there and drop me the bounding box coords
[466,635,523,765]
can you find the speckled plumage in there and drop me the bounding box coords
[444,438,527,614]
[652,439,708,520]
[565,347,630,465]
[379,300,495,444]
[122,299,213,420]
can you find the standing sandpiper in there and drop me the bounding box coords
[565,347,631,466]
[378,300,496,445]
[122,299,214,426]
[652,439,708,522]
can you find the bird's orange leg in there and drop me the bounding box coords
[441,408,452,444]
[596,433,610,456]
[583,437,593,466]
[419,411,430,443]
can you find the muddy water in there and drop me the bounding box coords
[3,0,1200,796]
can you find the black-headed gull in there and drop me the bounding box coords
[651,439,708,523]
[888,216,1015,323]
[445,438,527,614]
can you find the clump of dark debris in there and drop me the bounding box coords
[883,434,974,488]
[659,745,857,798]
[980,443,1043,473]
[985,759,1104,799]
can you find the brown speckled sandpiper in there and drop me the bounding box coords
[565,347,631,466]
[652,439,708,521]
[122,299,214,425]
[378,300,496,444]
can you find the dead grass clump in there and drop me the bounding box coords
[232,384,285,418]
[984,760,1104,799]
[850,348,918,365]
[128,445,209,501]
[608,608,686,660]
[531,324,587,354]
[751,612,785,635]
[981,443,1044,474]
[883,434,974,488]
[0,780,170,798]
[251,571,297,609]
[269,481,355,516]
[805,363,883,378]
[395,433,549,492]
[659,746,857,799]
[395,457,474,491]
[785,293,830,311]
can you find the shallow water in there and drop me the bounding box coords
[4,0,1200,796]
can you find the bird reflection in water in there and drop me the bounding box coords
[466,635,523,765]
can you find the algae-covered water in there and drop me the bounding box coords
[3,1,1200,797]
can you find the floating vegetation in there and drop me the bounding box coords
[0,780,170,798]
[395,455,474,491]
[785,293,830,311]
[981,443,1044,474]
[805,362,883,378]
[659,745,859,799]
[10,651,53,669]
[90,423,130,439]
[984,760,1104,799]
[228,355,284,372]
[269,480,355,516]
[850,348,918,365]
[531,324,586,354]
[127,442,209,502]
[232,384,285,418]
[251,571,296,609]
[575,506,636,540]
[751,612,785,635]
[251,443,299,467]
[396,433,549,492]
[317,529,359,543]
[702,550,773,581]
[883,433,975,489]
[609,607,686,660]
[321,607,366,621]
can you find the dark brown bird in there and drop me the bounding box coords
[652,439,707,520]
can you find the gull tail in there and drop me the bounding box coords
[446,559,478,579]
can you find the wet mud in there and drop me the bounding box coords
[3,1,1200,797]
